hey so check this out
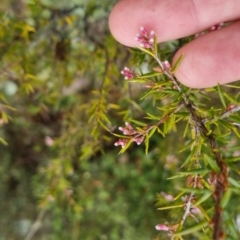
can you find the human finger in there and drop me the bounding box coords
[173,21,240,88]
[109,0,240,47]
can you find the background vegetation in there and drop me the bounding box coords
[0,0,240,240]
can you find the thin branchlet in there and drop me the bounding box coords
[154,47,228,240]
[115,27,237,239]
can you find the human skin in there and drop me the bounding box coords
[109,0,240,88]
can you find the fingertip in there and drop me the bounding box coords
[173,21,240,88]
[108,0,137,47]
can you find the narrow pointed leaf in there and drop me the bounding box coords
[204,154,220,172]
[220,189,232,208]
[158,204,183,210]
[217,84,226,108]
[171,54,184,73]
[0,137,8,146]
[137,47,155,58]
[174,221,208,237]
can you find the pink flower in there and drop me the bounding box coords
[114,122,145,148]
[132,136,144,145]
[114,138,129,148]
[135,26,155,49]
[121,67,135,80]
[155,224,169,231]
[119,122,137,135]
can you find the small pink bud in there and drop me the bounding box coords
[45,136,54,146]
[155,224,169,231]
[161,192,174,202]
[226,104,236,111]
[162,60,171,70]
[191,206,201,215]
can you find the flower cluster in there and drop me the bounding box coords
[135,26,155,49]
[114,122,144,148]
[121,67,135,80]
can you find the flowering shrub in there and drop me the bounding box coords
[113,27,240,240]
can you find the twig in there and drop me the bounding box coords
[154,54,229,239]
[24,208,46,240]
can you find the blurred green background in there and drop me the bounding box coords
[0,0,240,240]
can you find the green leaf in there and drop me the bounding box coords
[231,125,240,137]
[137,71,162,79]
[162,89,179,94]
[174,221,208,237]
[163,114,176,134]
[217,84,227,108]
[225,156,240,162]
[204,154,220,172]
[194,191,212,206]
[145,113,160,120]
[0,137,8,146]
[179,188,210,194]
[137,47,155,58]
[119,139,132,154]
[180,144,199,168]
[0,93,9,103]
[171,54,184,73]
[148,126,157,138]
[157,127,165,137]
[145,135,149,155]
[225,84,240,89]
[223,92,239,104]
[158,204,183,210]
[220,189,232,208]
[173,191,186,201]
[167,174,185,180]
[229,114,240,123]
[179,168,209,175]
[197,205,211,221]
[183,121,190,138]
[217,119,233,130]
[128,118,147,127]
[228,177,240,188]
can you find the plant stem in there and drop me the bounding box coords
[154,54,229,239]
